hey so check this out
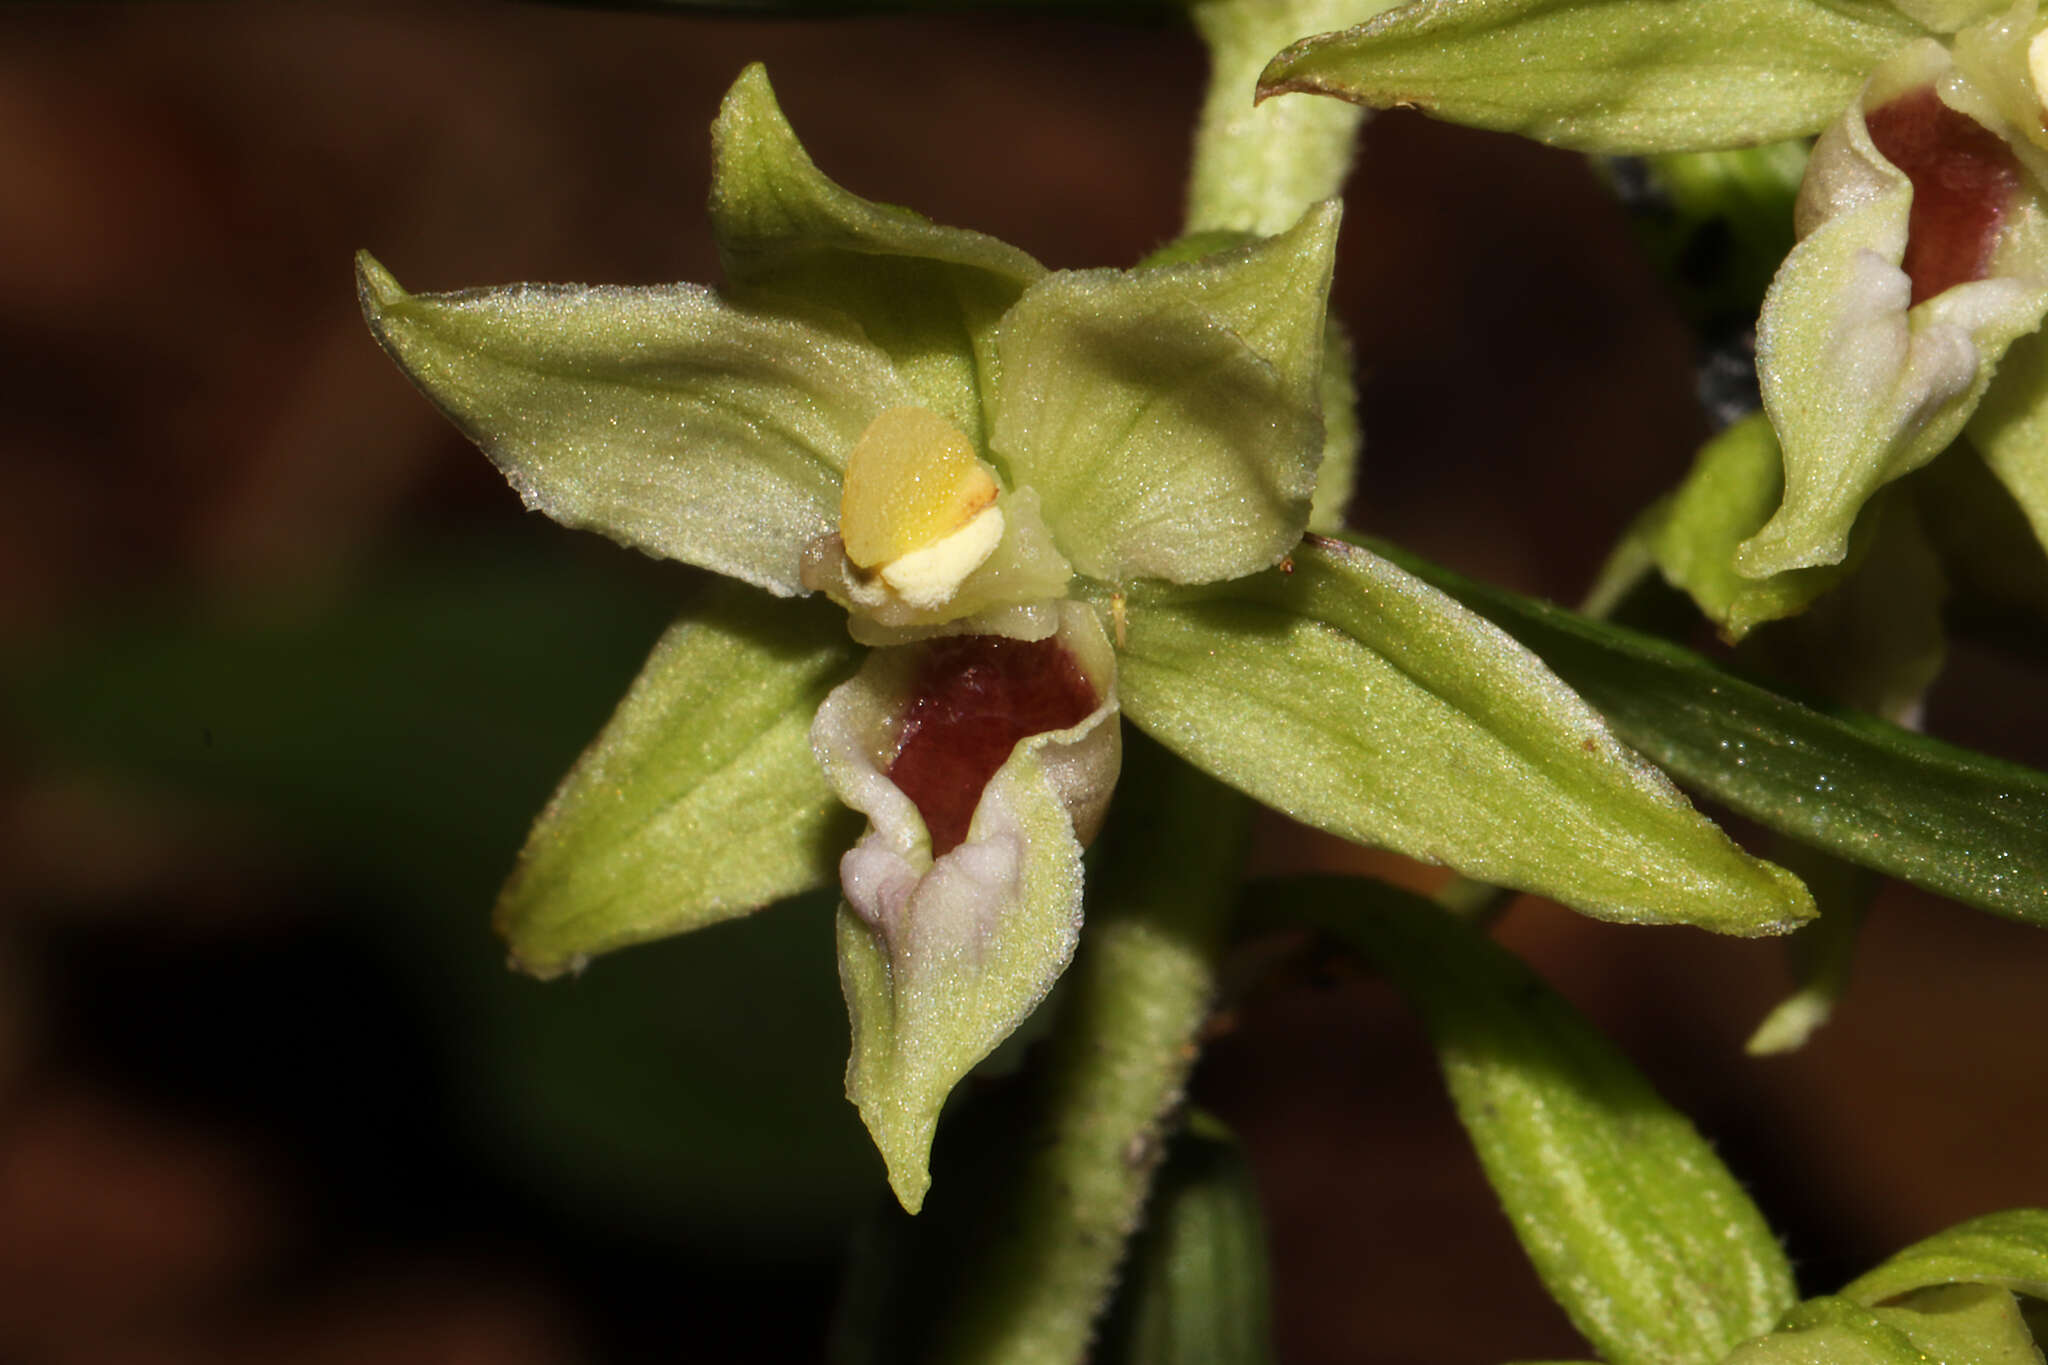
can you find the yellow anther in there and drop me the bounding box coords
[840,407,1000,570]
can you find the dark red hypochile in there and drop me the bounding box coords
[886,634,1098,857]
[1864,87,2023,306]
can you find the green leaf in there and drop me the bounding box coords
[1723,1296,1955,1365]
[1289,879,1796,1365]
[494,581,862,979]
[1096,1113,1278,1365]
[1644,414,1861,641]
[1842,1210,2048,1305]
[990,204,1338,586]
[709,65,1044,453]
[1368,535,2048,924]
[1746,49,2048,578]
[1257,0,1923,155]
[1109,538,1812,935]
[357,251,913,596]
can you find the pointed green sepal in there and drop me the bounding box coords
[817,604,1121,1211]
[357,250,913,595]
[709,64,1044,452]
[1289,879,1797,1365]
[1109,538,1813,935]
[1841,1209,2048,1305]
[1258,0,1923,154]
[1745,847,1872,1054]
[494,583,863,978]
[1746,47,2048,576]
[990,203,1338,586]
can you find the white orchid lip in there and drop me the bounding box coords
[2029,27,2048,116]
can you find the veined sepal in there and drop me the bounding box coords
[987,202,1339,587]
[813,602,1121,1211]
[1747,37,2048,576]
[710,64,1045,454]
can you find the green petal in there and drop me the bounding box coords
[1377,535,2048,924]
[990,203,1338,586]
[710,65,1044,452]
[494,583,862,979]
[1644,414,1864,640]
[357,251,912,595]
[1842,1209,2048,1305]
[1258,0,1922,154]
[1968,329,2048,557]
[1746,58,2048,577]
[1109,538,1812,935]
[1295,881,1796,1365]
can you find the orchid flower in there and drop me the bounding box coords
[361,64,1337,1210]
[1263,0,2048,581]
[361,63,1812,1214]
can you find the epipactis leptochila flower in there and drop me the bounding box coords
[1261,0,2048,581]
[359,64,1339,1210]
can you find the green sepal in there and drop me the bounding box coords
[356,251,912,596]
[1724,1295,1981,1365]
[494,582,863,979]
[1967,327,2048,560]
[1746,48,2048,577]
[1643,414,1863,640]
[1257,0,1923,154]
[1095,1112,1277,1365]
[1373,535,2048,924]
[1286,879,1796,1365]
[1916,439,2048,625]
[1108,537,1813,936]
[709,65,1044,454]
[989,203,1338,586]
[1841,1209,2048,1305]
[1309,316,1361,533]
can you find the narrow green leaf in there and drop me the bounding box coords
[1286,878,1796,1365]
[357,251,912,596]
[1369,535,2048,923]
[496,582,860,978]
[709,65,1044,452]
[1258,0,1923,154]
[990,205,1337,587]
[1110,538,1812,935]
[1096,1113,1278,1365]
[1842,1210,2048,1305]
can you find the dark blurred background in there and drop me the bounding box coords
[3,5,2045,1362]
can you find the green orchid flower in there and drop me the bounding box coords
[359,63,1812,1214]
[1263,0,2048,580]
[361,63,1337,1212]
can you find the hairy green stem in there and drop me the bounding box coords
[929,738,1252,1365]
[1185,0,1370,235]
